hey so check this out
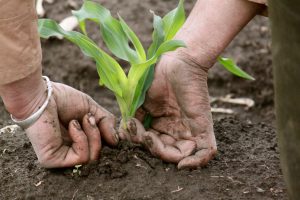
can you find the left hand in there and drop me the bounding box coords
[25,82,119,168]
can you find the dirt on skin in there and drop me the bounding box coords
[0,0,287,199]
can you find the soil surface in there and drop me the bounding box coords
[0,0,287,199]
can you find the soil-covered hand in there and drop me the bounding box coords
[119,54,217,169]
[25,82,118,168]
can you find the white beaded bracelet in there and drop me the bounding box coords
[11,76,53,130]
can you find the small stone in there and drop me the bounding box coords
[256,187,265,193]
[67,0,79,9]
[260,26,268,33]
[243,190,250,194]
[87,195,95,200]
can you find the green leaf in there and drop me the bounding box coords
[72,1,139,63]
[130,11,165,116]
[162,0,185,41]
[38,18,128,97]
[218,57,255,80]
[127,39,185,116]
[128,40,185,83]
[143,114,153,129]
[129,65,154,116]
[118,15,146,62]
[130,0,187,116]
[147,11,165,58]
[155,40,186,56]
[40,0,188,122]
[127,57,158,88]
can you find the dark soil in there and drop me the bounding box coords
[0,0,287,199]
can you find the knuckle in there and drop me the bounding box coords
[79,133,89,142]
[210,145,217,157]
[75,148,89,164]
[106,113,116,121]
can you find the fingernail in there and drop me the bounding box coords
[127,119,137,136]
[73,120,82,131]
[88,114,96,127]
[144,136,153,148]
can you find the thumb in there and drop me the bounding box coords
[118,118,146,143]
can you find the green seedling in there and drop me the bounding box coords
[38,0,254,128]
[72,164,82,176]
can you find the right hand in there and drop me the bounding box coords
[119,53,217,169]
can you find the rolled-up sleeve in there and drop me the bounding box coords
[0,0,42,85]
[248,0,267,5]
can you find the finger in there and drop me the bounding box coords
[118,118,146,143]
[98,115,119,146]
[177,148,217,169]
[155,133,196,157]
[159,134,176,145]
[142,131,186,163]
[86,97,119,146]
[60,123,72,145]
[126,118,146,143]
[159,133,197,156]
[120,121,196,163]
[174,140,197,157]
[118,120,131,141]
[82,113,101,161]
[65,120,89,166]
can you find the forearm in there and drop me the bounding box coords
[0,0,44,119]
[175,0,265,69]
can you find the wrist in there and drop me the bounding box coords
[171,0,264,71]
[0,68,47,119]
[171,41,218,72]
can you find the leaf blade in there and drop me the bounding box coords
[218,57,255,80]
[127,39,186,116]
[130,0,187,116]
[162,0,185,41]
[72,0,139,63]
[147,11,165,58]
[118,15,146,62]
[38,18,128,97]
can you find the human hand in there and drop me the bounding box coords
[0,70,118,168]
[118,0,266,169]
[119,54,217,169]
[24,82,118,168]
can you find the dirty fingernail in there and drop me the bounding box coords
[88,114,96,127]
[127,119,137,136]
[73,120,82,131]
[144,136,153,148]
